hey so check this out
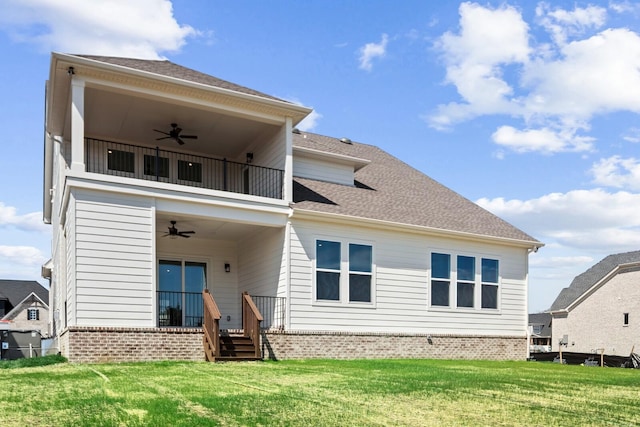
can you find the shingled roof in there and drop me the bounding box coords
[549,250,640,311]
[74,55,286,102]
[0,280,49,314]
[292,132,539,244]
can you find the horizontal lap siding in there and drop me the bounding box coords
[293,157,354,186]
[73,191,154,327]
[239,227,284,297]
[289,218,528,335]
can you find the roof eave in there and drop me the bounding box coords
[292,208,543,249]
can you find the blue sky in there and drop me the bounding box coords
[1,0,639,312]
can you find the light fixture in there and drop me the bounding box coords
[246,152,253,164]
[224,263,230,273]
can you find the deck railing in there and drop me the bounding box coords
[202,289,221,361]
[242,292,263,359]
[157,291,203,327]
[252,295,286,330]
[85,138,284,199]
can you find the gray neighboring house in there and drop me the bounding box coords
[549,250,640,356]
[528,312,551,353]
[0,280,49,335]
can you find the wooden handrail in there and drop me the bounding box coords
[242,291,263,359]
[202,289,221,361]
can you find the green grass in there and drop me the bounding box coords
[0,358,638,426]
[0,354,66,369]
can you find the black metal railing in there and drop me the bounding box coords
[86,138,284,199]
[252,295,286,330]
[157,291,203,327]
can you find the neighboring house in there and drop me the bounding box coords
[549,251,640,356]
[0,280,49,335]
[42,53,542,363]
[528,312,552,353]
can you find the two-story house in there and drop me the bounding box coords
[42,53,542,362]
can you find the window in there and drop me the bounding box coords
[431,253,450,307]
[315,239,374,304]
[430,252,500,310]
[27,308,39,321]
[349,244,372,302]
[316,240,341,301]
[178,160,202,183]
[107,149,135,173]
[158,260,207,327]
[481,258,499,309]
[532,324,543,335]
[624,313,629,326]
[144,155,170,178]
[457,255,475,308]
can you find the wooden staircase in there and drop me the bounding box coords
[202,290,263,362]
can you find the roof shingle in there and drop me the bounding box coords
[549,250,640,311]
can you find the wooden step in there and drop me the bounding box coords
[217,334,261,361]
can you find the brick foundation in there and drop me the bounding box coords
[261,331,527,361]
[61,327,205,363]
[59,327,527,363]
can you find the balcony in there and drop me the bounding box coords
[85,138,284,199]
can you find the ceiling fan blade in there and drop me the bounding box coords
[179,233,191,238]
[153,129,170,135]
[176,138,185,145]
[180,135,198,139]
[156,136,172,141]
[180,231,195,234]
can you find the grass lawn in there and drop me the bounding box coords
[0,357,638,426]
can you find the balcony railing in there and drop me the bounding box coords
[252,295,286,330]
[157,291,203,327]
[85,138,284,199]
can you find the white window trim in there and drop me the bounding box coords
[428,250,502,313]
[27,307,39,321]
[312,237,376,308]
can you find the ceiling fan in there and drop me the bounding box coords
[163,220,195,238]
[153,123,198,145]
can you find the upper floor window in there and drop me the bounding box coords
[107,149,135,173]
[315,239,374,304]
[27,308,39,321]
[481,258,499,309]
[144,155,170,178]
[532,324,543,335]
[178,160,202,183]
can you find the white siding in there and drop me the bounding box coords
[65,196,76,328]
[293,156,354,186]
[289,218,529,336]
[238,227,285,297]
[249,126,285,170]
[73,190,155,327]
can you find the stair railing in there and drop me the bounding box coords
[202,289,221,361]
[242,291,263,359]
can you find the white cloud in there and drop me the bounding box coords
[492,125,594,154]
[0,203,49,232]
[428,3,640,155]
[358,33,389,71]
[590,156,640,190]
[536,2,606,46]
[1,0,197,59]
[0,246,47,267]
[297,110,322,132]
[477,188,640,251]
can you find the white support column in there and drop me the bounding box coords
[70,78,85,172]
[283,117,293,203]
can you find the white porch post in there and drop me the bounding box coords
[70,78,85,172]
[283,117,293,203]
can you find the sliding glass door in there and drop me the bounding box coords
[158,260,206,327]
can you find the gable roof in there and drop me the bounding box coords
[528,312,552,338]
[292,132,540,245]
[549,250,640,312]
[0,280,49,309]
[74,55,286,102]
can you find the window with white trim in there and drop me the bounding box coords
[456,255,475,308]
[315,239,374,304]
[431,253,450,307]
[107,149,135,173]
[430,252,500,310]
[27,308,39,321]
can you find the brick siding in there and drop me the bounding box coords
[59,327,526,362]
[262,331,527,360]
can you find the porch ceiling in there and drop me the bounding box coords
[156,214,267,241]
[81,86,281,159]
